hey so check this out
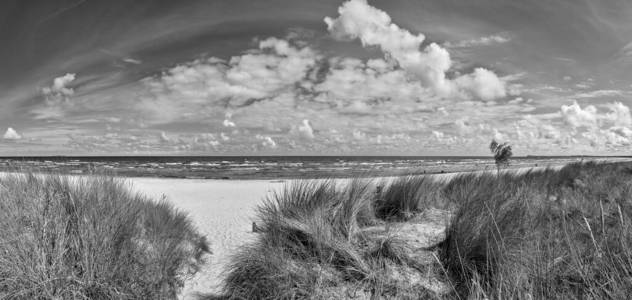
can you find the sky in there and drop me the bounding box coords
[1,0,632,156]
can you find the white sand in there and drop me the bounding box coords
[129,178,285,299]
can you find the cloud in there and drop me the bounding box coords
[159,131,170,143]
[139,37,319,123]
[454,119,474,135]
[605,102,632,127]
[560,101,598,128]
[445,34,511,48]
[42,73,76,101]
[256,135,277,148]
[352,129,367,141]
[511,101,632,151]
[223,119,236,127]
[313,57,427,106]
[32,73,79,119]
[324,0,506,101]
[296,119,315,140]
[453,68,507,101]
[431,130,457,145]
[191,133,221,151]
[3,127,22,140]
[131,0,512,145]
[573,89,624,99]
[559,101,632,130]
[122,58,142,65]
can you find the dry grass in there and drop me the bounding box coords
[0,173,210,299]
[440,161,632,299]
[217,179,376,299]
[212,176,449,299]
[215,161,632,300]
[375,176,446,221]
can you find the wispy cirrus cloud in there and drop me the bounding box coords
[444,34,511,48]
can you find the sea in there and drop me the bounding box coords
[0,156,623,180]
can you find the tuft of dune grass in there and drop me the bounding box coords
[375,176,446,221]
[440,161,632,299]
[215,176,451,300]
[0,173,210,299]
[219,179,376,299]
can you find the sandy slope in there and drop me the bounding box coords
[130,178,285,299]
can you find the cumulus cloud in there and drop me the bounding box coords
[223,119,236,127]
[606,102,632,127]
[352,129,367,141]
[191,133,221,151]
[324,0,506,101]
[559,101,632,130]
[34,73,78,119]
[515,101,632,151]
[116,0,524,154]
[256,135,277,148]
[223,112,237,127]
[454,119,474,135]
[431,130,457,145]
[3,127,22,140]
[140,37,319,123]
[314,57,426,105]
[159,131,170,143]
[296,119,315,140]
[42,73,76,101]
[560,101,598,128]
[135,0,510,140]
[453,68,507,101]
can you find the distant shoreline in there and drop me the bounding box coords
[0,157,628,180]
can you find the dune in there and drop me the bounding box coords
[126,164,564,298]
[127,159,632,298]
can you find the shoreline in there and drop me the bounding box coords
[0,157,627,181]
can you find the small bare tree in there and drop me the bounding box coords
[489,139,512,174]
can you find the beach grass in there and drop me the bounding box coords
[214,177,448,299]
[215,161,632,299]
[0,173,210,299]
[441,161,632,299]
[217,179,377,299]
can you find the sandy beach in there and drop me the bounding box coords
[130,178,286,299]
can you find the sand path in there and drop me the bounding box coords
[130,178,285,299]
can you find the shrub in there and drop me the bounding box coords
[0,173,209,299]
[489,140,513,173]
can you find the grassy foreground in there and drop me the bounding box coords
[0,173,210,299]
[213,161,632,299]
